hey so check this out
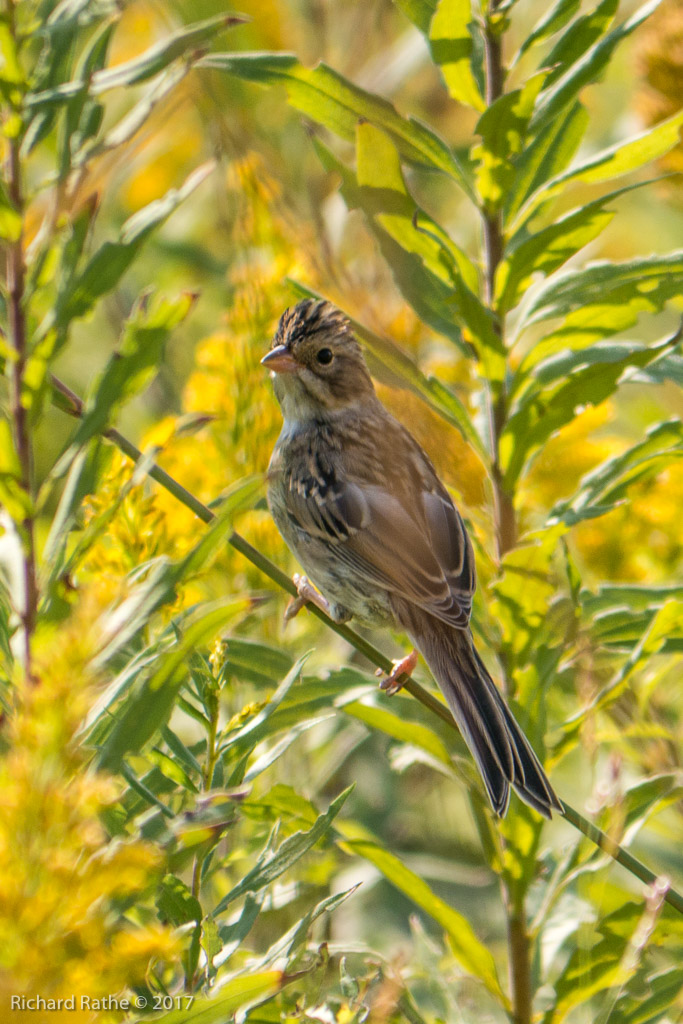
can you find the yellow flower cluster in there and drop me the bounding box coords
[0,610,178,1020]
[79,452,176,606]
[523,403,683,582]
[573,462,683,581]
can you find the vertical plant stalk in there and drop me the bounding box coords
[482,5,531,1024]
[5,1,38,680]
[483,0,515,560]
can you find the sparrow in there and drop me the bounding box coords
[262,298,560,818]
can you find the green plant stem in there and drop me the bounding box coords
[48,372,683,918]
[5,2,38,681]
[482,6,531,1022]
[482,2,515,563]
[191,689,220,905]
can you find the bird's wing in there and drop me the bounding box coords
[283,450,474,629]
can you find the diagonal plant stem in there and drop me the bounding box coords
[49,372,683,918]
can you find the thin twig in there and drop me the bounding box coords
[47,371,683,917]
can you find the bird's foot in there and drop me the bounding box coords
[284,574,331,622]
[377,649,418,696]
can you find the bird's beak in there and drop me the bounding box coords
[261,344,298,374]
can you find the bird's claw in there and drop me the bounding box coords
[377,650,418,696]
[284,574,331,623]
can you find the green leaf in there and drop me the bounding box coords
[0,417,32,524]
[42,445,149,592]
[342,697,452,765]
[540,0,619,90]
[500,801,544,900]
[57,19,114,178]
[340,836,506,1003]
[200,52,471,189]
[94,13,245,91]
[429,0,485,111]
[580,583,683,651]
[518,253,683,363]
[218,892,263,955]
[532,0,662,132]
[621,774,683,837]
[213,786,352,915]
[156,874,202,927]
[489,524,566,660]
[74,62,188,168]
[250,887,358,969]
[550,418,683,525]
[504,101,588,224]
[160,725,203,778]
[502,334,680,487]
[119,762,175,819]
[222,638,294,688]
[515,107,683,229]
[344,122,501,378]
[51,162,213,332]
[473,72,547,211]
[609,967,683,1024]
[497,183,645,314]
[243,719,330,783]
[394,0,438,33]
[513,0,581,65]
[544,935,630,1024]
[201,915,222,972]
[96,600,249,771]
[243,784,319,829]
[562,598,683,739]
[148,748,199,792]
[28,13,245,106]
[150,971,285,1024]
[54,291,197,477]
[220,656,308,755]
[331,124,468,351]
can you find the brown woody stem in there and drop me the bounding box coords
[5,2,38,680]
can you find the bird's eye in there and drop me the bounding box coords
[316,347,334,365]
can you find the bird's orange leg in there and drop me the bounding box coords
[377,649,418,696]
[284,574,332,622]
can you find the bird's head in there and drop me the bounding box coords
[262,299,375,421]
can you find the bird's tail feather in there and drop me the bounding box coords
[403,612,560,818]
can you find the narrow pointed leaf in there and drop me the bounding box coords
[504,101,588,223]
[200,52,471,189]
[97,601,249,771]
[214,787,352,914]
[340,837,506,1003]
[497,184,645,313]
[150,972,285,1024]
[516,107,683,229]
[532,0,662,132]
[513,0,580,65]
